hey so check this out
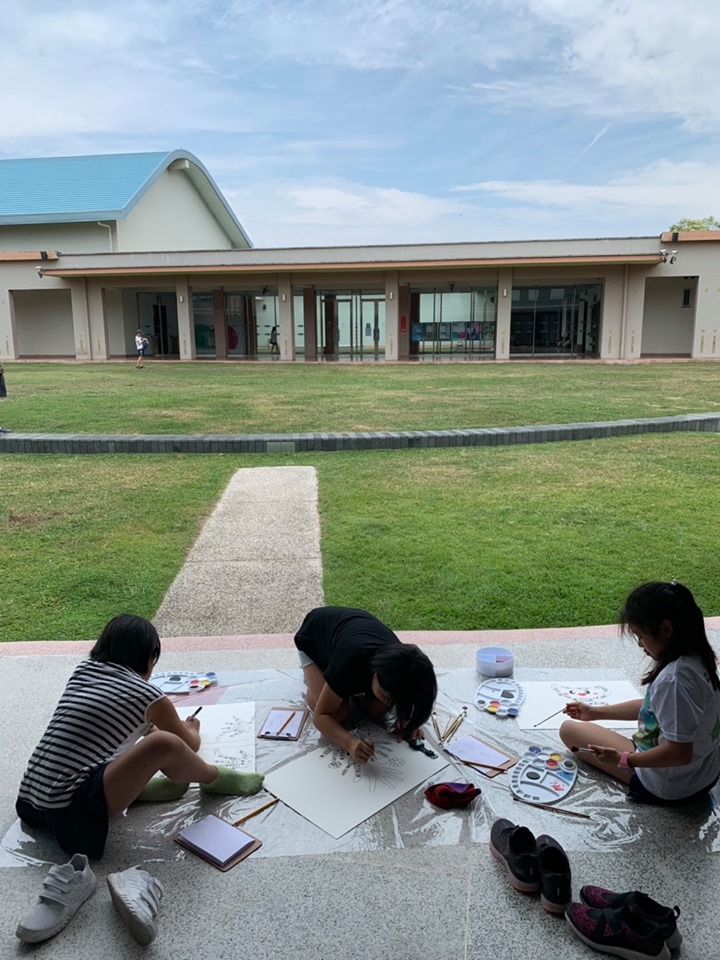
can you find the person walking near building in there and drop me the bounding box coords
[135,330,149,368]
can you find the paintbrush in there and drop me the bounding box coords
[512,795,592,820]
[532,705,567,728]
[460,759,508,773]
[431,711,442,741]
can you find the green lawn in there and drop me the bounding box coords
[1,360,719,434]
[3,433,720,641]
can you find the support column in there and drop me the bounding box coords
[303,288,317,361]
[0,287,17,360]
[622,268,646,359]
[385,272,400,361]
[213,289,227,359]
[495,269,512,359]
[87,281,108,360]
[177,277,195,360]
[69,279,92,359]
[278,276,295,360]
[691,283,720,358]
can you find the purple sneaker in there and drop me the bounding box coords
[580,886,681,949]
[566,902,671,960]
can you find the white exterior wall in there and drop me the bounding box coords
[641,278,695,355]
[0,221,114,253]
[13,288,74,356]
[116,171,234,252]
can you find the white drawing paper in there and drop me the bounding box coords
[177,702,256,771]
[264,725,449,838]
[516,680,640,730]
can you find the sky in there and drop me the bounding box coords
[2,0,720,247]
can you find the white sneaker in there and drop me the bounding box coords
[107,866,164,945]
[16,853,97,943]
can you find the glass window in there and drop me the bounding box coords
[510,283,601,358]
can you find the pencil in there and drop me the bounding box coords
[190,706,203,719]
[232,797,280,826]
[512,796,592,820]
[460,759,508,773]
[532,705,567,728]
[276,710,297,736]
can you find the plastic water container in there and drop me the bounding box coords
[475,646,515,678]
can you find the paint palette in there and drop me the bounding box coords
[510,746,577,804]
[150,670,218,694]
[474,679,525,718]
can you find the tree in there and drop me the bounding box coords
[669,216,720,231]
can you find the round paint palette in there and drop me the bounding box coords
[510,747,578,804]
[474,679,525,718]
[150,670,218,694]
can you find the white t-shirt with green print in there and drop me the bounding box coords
[632,654,720,800]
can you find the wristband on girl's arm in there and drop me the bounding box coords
[618,750,633,770]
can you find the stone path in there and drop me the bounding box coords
[153,466,324,636]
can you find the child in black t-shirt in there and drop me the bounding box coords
[294,606,437,764]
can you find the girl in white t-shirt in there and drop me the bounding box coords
[560,581,720,804]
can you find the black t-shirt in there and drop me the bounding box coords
[294,606,400,699]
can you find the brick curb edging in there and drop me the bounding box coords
[1,412,718,455]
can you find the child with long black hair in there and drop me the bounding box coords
[16,615,263,859]
[560,581,720,804]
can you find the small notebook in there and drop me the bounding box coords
[258,706,309,740]
[174,815,262,871]
[445,734,517,778]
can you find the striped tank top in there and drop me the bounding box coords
[18,658,165,810]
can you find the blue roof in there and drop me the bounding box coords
[0,149,251,246]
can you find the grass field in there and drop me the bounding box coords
[2,432,719,641]
[1,360,720,434]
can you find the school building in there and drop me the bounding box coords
[1,149,719,364]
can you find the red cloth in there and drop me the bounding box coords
[424,782,480,810]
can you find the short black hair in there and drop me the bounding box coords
[90,614,161,676]
[370,644,437,731]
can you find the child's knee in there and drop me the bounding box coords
[559,718,578,746]
[141,730,185,759]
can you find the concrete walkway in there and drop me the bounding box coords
[154,466,324,636]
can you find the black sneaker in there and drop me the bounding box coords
[580,886,681,949]
[489,818,540,893]
[537,834,572,914]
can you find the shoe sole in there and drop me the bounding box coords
[579,893,683,949]
[541,893,570,915]
[107,877,157,946]
[16,875,97,943]
[489,840,540,893]
[566,914,671,960]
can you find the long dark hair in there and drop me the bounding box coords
[370,644,438,731]
[90,614,161,675]
[620,581,720,689]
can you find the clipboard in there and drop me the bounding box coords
[174,815,262,872]
[444,734,518,779]
[258,706,309,740]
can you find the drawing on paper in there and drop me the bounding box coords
[177,703,256,771]
[550,684,611,706]
[516,680,640,731]
[264,724,449,838]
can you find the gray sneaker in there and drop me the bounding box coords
[16,853,97,943]
[107,866,164,945]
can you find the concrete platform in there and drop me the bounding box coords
[2,627,719,959]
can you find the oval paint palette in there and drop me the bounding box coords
[474,679,525,719]
[510,747,578,804]
[150,670,218,694]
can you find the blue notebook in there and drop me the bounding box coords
[175,815,261,871]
